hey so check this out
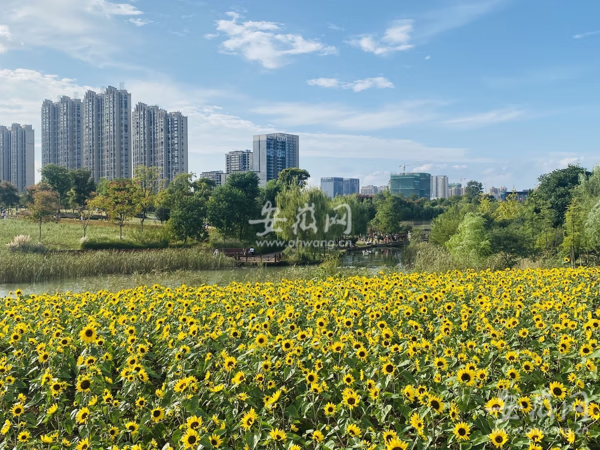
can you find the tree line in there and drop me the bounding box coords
[427,164,598,267]
[3,165,451,248]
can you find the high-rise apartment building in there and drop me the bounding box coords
[449,183,463,197]
[102,86,131,180]
[226,150,253,174]
[166,111,188,182]
[81,87,131,181]
[42,96,84,170]
[430,175,449,200]
[200,170,227,186]
[0,126,11,183]
[131,103,188,185]
[489,186,507,200]
[252,133,299,186]
[0,124,34,192]
[389,173,431,199]
[83,90,103,182]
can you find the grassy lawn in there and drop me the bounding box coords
[0,217,165,254]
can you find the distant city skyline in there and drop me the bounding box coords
[0,0,598,189]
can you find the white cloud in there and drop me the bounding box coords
[347,19,414,55]
[425,55,431,60]
[328,23,345,31]
[452,165,468,169]
[307,77,394,92]
[346,77,394,92]
[214,11,336,68]
[573,30,600,39]
[444,107,526,128]
[559,157,584,167]
[307,78,340,89]
[0,25,13,53]
[412,163,434,172]
[90,0,142,16]
[349,0,508,55]
[253,100,439,131]
[300,133,467,161]
[1,0,145,64]
[129,18,152,27]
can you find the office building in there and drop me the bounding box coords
[252,133,299,186]
[226,150,253,174]
[321,177,360,198]
[41,96,83,170]
[343,178,360,196]
[200,170,227,186]
[321,177,344,198]
[82,86,131,182]
[132,103,188,185]
[378,185,389,193]
[0,124,34,192]
[389,173,431,199]
[430,175,449,200]
[361,185,378,196]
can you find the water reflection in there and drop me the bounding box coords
[0,247,402,296]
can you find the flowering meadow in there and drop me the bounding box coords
[1,268,600,449]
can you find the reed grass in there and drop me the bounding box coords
[0,248,235,284]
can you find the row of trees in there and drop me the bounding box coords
[12,165,451,248]
[428,164,596,266]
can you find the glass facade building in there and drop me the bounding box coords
[389,173,431,199]
[252,133,299,186]
[321,177,360,198]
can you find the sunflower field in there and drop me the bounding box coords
[1,268,600,450]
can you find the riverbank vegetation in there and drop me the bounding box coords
[403,165,600,271]
[0,248,235,284]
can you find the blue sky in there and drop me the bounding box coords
[0,0,598,190]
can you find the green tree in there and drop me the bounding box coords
[332,195,370,237]
[41,164,71,208]
[28,186,60,243]
[445,213,491,266]
[67,169,95,213]
[159,173,213,243]
[369,192,405,234]
[133,166,161,231]
[275,186,331,257]
[493,192,523,221]
[207,186,249,242]
[465,181,483,202]
[97,179,142,240]
[0,181,19,213]
[584,199,600,252]
[561,198,584,264]
[169,195,208,243]
[536,164,590,227]
[277,168,310,189]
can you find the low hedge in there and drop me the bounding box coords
[80,237,168,250]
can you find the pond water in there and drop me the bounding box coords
[0,247,402,296]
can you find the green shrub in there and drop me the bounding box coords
[80,237,168,250]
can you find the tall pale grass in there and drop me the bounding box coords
[0,248,235,284]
